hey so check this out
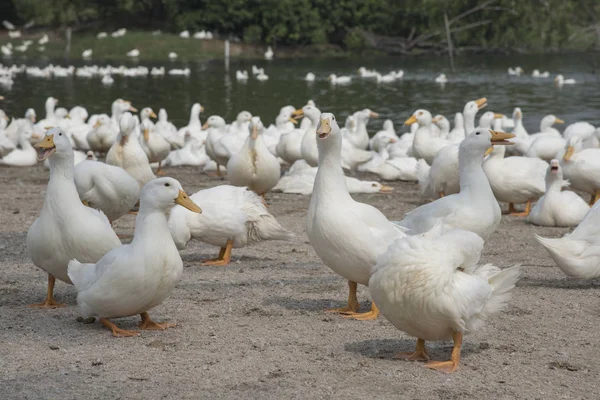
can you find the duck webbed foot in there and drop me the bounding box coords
[201,240,233,266]
[29,275,66,309]
[139,312,176,330]
[425,331,462,373]
[100,318,140,338]
[341,301,380,320]
[393,338,429,361]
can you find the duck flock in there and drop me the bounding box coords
[1,74,599,374]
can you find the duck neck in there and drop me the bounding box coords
[132,207,171,246]
[189,111,200,128]
[464,112,476,133]
[44,152,79,210]
[46,102,55,120]
[459,150,491,199]
[314,137,351,201]
[546,177,565,193]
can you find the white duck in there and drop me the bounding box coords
[162,132,208,167]
[483,145,547,216]
[26,128,121,308]
[176,103,205,143]
[273,161,393,195]
[106,112,156,188]
[74,160,141,223]
[560,136,600,205]
[328,74,351,85]
[276,111,305,164]
[369,119,398,151]
[305,72,315,82]
[536,201,600,279]
[448,113,466,142]
[169,185,293,266]
[358,136,418,181]
[298,104,322,166]
[509,107,529,154]
[68,177,201,337]
[0,130,39,166]
[418,98,486,198]
[86,114,115,153]
[306,113,404,320]
[525,115,566,161]
[370,224,520,373]
[399,129,514,240]
[227,117,280,196]
[344,109,379,150]
[434,73,448,83]
[213,111,253,165]
[204,115,228,175]
[527,160,589,227]
[555,74,576,86]
[138,108,170,174]
[407,109,451,164]
[264,46,274,60]
[36,97,59,129]
[154,108,178,149]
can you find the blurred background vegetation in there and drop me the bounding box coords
[2,0,600,53]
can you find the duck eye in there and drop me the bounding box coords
[476,132,480,135]
[165,182,170,187]
[371,183,377,187]
[59,133,62,136]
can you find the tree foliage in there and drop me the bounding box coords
[5,0,600,50]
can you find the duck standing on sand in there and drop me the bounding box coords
[26,128,121,308]
[68,178,201,337]
[306,113,406,320]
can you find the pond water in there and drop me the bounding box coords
[1,53,599,133]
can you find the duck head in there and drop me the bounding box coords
[432,114,450,132]
[141,107,157,121]
[202,115,226,130]
[235,111,252,124]
[478,111,503,129]
[540,114,564,131]
[35,127,71,161]
[469,128,515,157]
[382,119,395,132]
[512,107,523,121]
[191,103,205,117]
[25,108,36,123]
[93,114,110,129]
[140,177,201,214]
[404,109,432,127]
[463,98,487,118]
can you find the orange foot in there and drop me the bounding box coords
[326,304,359,314]
[425,360,459,373]
[100,318,140,338]
[29,298,66,309]
[341,310,378,320]
[393,350,429,361]
[201,259,230,266]
[139,317,176,331]
[156,170,166,176]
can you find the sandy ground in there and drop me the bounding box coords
[1,164,600,400]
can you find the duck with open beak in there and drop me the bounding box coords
[290,108,304,125]
[475,97,487,110]
[35,133,57,161]
[316,117,331,139]
[484,130,516,156]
